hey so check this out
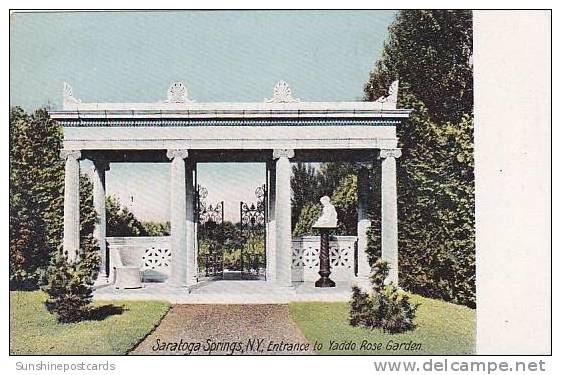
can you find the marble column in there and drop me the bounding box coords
[379,148,402,285]
[61,150,81,263]
[266,162,277,283]
[357,164,372,279]
[91,160,110,282]
[185,163,197,286]
[167,149,189,287]
[273,149,294,287]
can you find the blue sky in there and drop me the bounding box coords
[10,10,396,222]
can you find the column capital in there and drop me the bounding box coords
[60,149,81,161]
[272,149,294,160]
[378,148,402,160]
[166,149,189,160]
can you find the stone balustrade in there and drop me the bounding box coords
[291,236,357,282]
[107,235,358,284]
[107,236,172,283]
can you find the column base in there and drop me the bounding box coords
[315,276,336,288]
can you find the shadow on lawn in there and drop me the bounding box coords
[86,304,127,321]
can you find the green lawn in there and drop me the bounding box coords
[10,291,170,355]
[289,294,475,355]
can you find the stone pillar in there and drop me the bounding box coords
[61,150,81,263]
[167,149,189,287]
[273,149,294,287]
[266,162,277,283]
[185,163,197,286]
[92,160,110,282]
[357,164,372,279]
[379,148,402,285]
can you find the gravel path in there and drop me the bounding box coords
[131,304,313,355]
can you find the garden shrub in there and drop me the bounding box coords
[42,242,100,323]
[349,260,419,334]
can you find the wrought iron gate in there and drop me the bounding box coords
[239,185,267,279]
[196,185,225,278]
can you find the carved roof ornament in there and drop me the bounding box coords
[265,81,300,103]
[62,82,81,107]
[165,81,194,103]
[375,80,399,104]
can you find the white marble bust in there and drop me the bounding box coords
[313,196,338,228]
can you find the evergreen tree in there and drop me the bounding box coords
[10,107,99,290]
[364,10,475,307]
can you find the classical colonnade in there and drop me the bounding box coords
[59,147,401,288]
[53,80,409,290]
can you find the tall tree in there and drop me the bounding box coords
[364,10,475,307]
[365,10,473,124]
[9,107,98,289]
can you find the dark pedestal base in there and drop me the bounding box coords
[315,229,336,288]
[315,276,336,288]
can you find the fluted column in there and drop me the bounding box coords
[61,150,81,263]
[92,160,110,281]
[379,148,401,285]
[357,164,372,279]
[185,163,197,286]
[167,149,189,287]
[273,149,294,287]
[266,162,277,283]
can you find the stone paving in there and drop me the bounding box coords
[94,280,359,304]
[131,304,313,355]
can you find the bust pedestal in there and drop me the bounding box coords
[315,228,336,288]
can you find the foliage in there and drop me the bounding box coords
[331,174,358,235]
[105,195,148,237]
[349,260,419,334]
[289,295,475,355]
[291,163,320,228]
[293,202,322,236]
[316,162,358,197]
[105,196,169,237]
[364,10,473,124]
[348,286,373,327]
[9,107,98,290]
[292,162,361,236]
[41,247,100,323]
[198,221,246,272]
[10,291,170,355]
[10,108,60,289]
[142,221,171,236]
[364,10,475,307]
[42,174,101,323]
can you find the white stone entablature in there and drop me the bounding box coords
[51,81,411,152]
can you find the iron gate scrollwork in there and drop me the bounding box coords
[239,184,267,279]
[196,185,225,277]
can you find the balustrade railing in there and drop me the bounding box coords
[291,236,358,282]
[106,235,358,283]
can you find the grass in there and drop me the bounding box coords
[10,291,170,355]
[289,294,475,355]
